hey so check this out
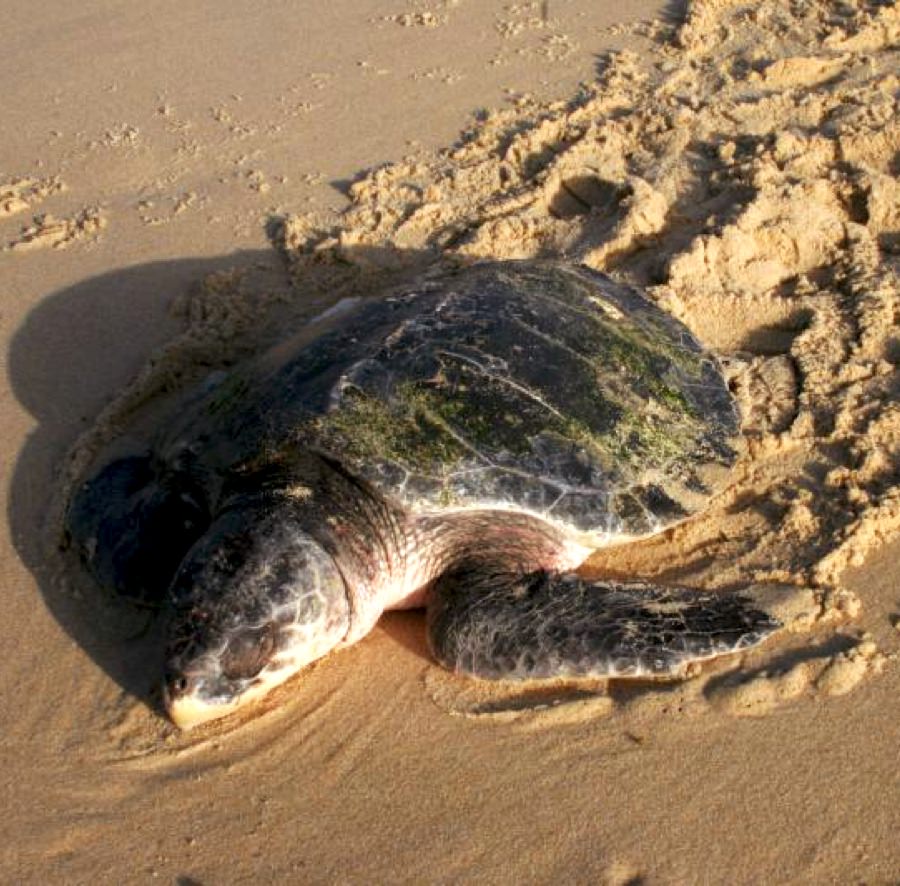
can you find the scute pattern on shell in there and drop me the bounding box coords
[167,261,740,538]
[308,262,739,535]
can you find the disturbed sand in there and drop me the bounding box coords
[2,1,899,883]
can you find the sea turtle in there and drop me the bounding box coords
[66,260,782,729]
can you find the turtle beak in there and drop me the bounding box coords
[162,673,233,730]
[165,690,241,731]
[162,666,298,730]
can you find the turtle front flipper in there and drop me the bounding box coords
[65,454,210,603]
[426,566,781,680]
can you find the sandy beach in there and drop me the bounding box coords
[2,1,899,882]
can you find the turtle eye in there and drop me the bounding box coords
[220,623,277,681]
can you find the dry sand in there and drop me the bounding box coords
[2,0,899,883]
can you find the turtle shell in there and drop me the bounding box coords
[162,261,740,539]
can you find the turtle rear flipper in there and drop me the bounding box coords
[426,568,781,680]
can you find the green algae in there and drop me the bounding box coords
[300,264,716,501]
[314,369,701,489]
[312,382,469,475]
[591,319,703,419]
[204,372,252,417]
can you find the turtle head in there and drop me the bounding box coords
[163,502,350,729]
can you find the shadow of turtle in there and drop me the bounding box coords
[7,248,290,713]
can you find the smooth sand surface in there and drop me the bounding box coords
[2,1,899,883]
